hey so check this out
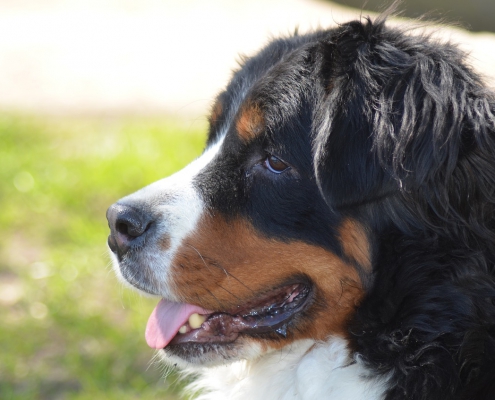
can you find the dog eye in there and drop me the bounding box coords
[264,155,289,173]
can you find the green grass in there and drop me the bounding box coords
[0,114,207,399]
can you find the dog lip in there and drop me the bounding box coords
[168,283,311,346]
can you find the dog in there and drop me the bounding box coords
[106,15,495,400]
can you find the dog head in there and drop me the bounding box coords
[107,18,495,369]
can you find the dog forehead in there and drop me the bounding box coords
[208,36,324,147]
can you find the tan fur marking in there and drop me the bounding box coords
[159,236,171,251]
[338,219,371,271]
[209,98,223,127]
[170,216,364,348]
[236,103,265,142]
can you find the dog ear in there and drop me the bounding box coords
[314,18,495,240]
[314,18,395,209]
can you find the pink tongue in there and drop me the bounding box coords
[145,299,211,349]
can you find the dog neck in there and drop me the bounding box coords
[186,336,387,400]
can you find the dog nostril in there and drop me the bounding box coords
[116,220,142,238]
[106,203,153,256]
[116,222,130,236]
[115,213,152,238]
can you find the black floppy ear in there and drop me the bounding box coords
[314,17,495,239]
[313,18,394,209]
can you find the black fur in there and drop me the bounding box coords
[203,17,495,399]
[321,19,495,400]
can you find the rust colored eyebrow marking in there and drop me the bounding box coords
[236,103,265,142]
[338,219,371,272]
[209,98,223,127]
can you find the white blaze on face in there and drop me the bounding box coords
[110,135,226,299]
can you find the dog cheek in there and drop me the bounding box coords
[169,214,366,344]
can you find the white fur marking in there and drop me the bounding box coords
[185,337,387,400]
[110,134,226,298]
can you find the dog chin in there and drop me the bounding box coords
[158,338,265,369]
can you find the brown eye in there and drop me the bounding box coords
[264,155,289,173]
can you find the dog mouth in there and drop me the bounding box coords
[145,283,311,349]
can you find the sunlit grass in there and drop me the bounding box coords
[0,114,206,399]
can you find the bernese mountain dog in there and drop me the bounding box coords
[106,15,495,400]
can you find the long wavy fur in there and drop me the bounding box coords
[314,17,495,400]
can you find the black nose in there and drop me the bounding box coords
[106,203,153,258]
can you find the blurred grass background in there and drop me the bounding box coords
[0,115,206,399]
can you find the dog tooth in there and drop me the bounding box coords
[179,325,187,334]
[189,313,206,329]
